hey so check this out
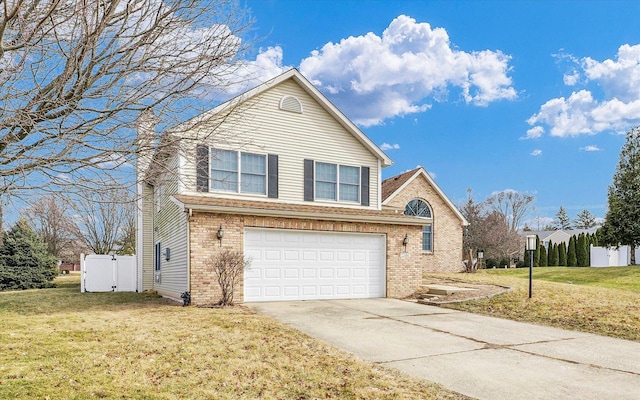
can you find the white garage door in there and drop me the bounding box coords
[244,228,386,302]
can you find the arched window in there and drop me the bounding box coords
[404,199,432,218]
[405,199,433,252]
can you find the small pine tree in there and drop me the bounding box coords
[0,219,58,291]
[577,233,589,267]
[548,243,559,266]
[558,242,567,266]
[539,245,548,267]
[567,236,578,267]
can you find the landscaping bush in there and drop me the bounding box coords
[516,260,526,268]
[485,258,498,269]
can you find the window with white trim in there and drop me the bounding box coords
[315,162,360,202]
[404,199,432,218]
[404,199,433,252]
[422,225,433,252]
[210,149,266,195]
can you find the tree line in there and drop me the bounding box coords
[522,232,599,268]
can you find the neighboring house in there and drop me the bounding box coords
[136,69,467,305]
[526,228,599,248]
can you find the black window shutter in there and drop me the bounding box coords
[268,154,279,198]
[304,159,314,201]
[196,145,209,192]
[360,166,370,206]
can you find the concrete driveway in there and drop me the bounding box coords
[248,298,640,400]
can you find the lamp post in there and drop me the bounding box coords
[526,235,536,298]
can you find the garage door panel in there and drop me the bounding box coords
[302,268,317,278]
[244,228,386,302]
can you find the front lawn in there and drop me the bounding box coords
[427,266,640,342]
[1,275,467,399]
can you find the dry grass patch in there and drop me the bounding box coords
[425,268,640,342]
[1,275,468,399]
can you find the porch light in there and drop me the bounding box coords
[402,233,409,250]
[217,225,224,246]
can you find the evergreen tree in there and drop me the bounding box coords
[567,235,578,267]
[554,206,572,230]
[0,219,58,290]
[539,245,548,267]
[548,243,559,266]
[574,209,597,229]
[601,126,640,265]
[577,233,589,267]
[558,242,567,266]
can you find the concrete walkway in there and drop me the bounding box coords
[248,298,640,400]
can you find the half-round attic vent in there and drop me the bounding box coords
[279,95,303,113]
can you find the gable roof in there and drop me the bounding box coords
[183,68,393,167]
[382,167,468,225]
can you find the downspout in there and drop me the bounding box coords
[186,208,192,293]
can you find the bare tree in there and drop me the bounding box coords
[462,189,534,267]
[484,190,535,232]
[210,249,250,306]
[0,0,253,200]
[24,195,77,259]
[68,188,135,255]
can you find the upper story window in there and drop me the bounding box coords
[404,199,432,218]
[210,148,266,195]
[315,162,360,202]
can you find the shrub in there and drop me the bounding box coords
[515,260,526,268]
[209,249,251,306]
[485,258,498,268]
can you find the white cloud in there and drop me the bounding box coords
[563,70,580,86]
[222,46,291,95]
[380,142,400,150]
[531,149,542,156]
[528,43,640,137]
[581,145,601,152]
[428,171,437,179]
[523,126,544,139]
[299,15,516,127]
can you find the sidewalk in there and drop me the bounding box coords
[249,298,640,400]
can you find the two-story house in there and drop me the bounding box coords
[136,69,467,305]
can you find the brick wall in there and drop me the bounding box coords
[384,174,464,274]
[188,211,425,305]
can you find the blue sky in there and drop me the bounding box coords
[234,0,640,226]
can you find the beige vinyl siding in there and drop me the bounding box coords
[141,182,155,291]
[180,80,380,208]
[153,153,188,299]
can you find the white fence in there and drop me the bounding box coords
[590,245,640,267]
[81,254,137,292]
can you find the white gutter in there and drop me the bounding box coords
[179,202,429,226]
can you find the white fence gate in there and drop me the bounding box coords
[590,245,640,267]
[81,254,137,292]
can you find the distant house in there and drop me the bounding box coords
[136,69,467,305]
[525,228,599,248]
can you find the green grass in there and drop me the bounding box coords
[0,275,468,400]
[483,266,640,292]
[427,266,640,342]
